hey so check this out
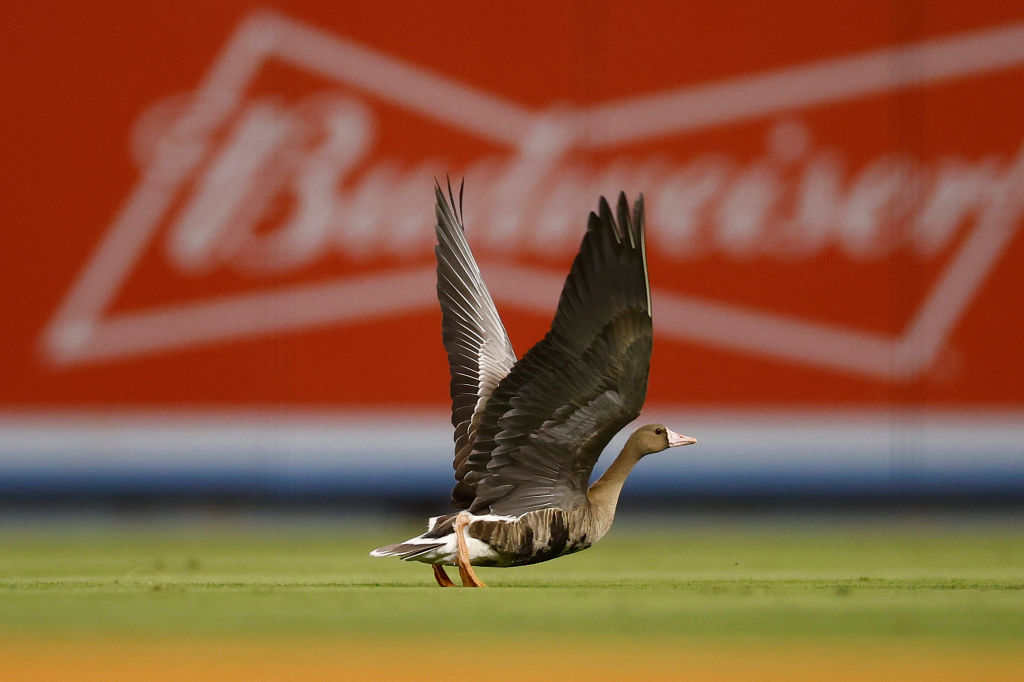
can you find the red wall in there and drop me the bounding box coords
[4,1,1024,410]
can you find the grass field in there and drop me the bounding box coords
[2,513,1023,680]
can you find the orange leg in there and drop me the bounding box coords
[454,513,487,588]
[432,564,456,587]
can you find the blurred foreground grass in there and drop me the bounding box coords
[1,514,1022,642]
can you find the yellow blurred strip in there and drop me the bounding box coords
[1,635,1022,682]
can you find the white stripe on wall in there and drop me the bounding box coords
[2,409,1021,479]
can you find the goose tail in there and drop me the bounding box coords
[370,540,446,560]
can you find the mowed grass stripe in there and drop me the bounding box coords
[1,519,1022,641]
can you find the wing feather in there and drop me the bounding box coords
[433,181,518,510]
[462,193,652,516]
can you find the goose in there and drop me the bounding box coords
[370,182,696,587]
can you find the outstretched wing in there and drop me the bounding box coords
[463,193,652,516]
[434,181,518,510]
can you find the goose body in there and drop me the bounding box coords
[371,183,696,586]
[372,508,595,568]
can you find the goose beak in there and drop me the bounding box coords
[667,429,697,447]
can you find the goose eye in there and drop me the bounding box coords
[654,428,663,435]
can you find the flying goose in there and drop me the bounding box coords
[371,182,696,587]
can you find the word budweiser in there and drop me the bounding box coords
[156,94,1023,275]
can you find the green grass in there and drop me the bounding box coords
[1,515,1023,642]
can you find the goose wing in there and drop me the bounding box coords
[434,181,518,510]
[462,193,652,516]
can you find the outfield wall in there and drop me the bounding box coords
[4,4,1023,503]
[2,410,1022,503]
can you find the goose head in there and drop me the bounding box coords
[630,424,697,457]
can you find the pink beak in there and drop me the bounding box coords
[667,428,697,447]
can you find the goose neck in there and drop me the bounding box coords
[586,440,643,525]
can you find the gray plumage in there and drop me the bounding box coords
[434,181,518,510]
[434,181,652,517]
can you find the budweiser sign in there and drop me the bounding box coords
[34,9,1024,402]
